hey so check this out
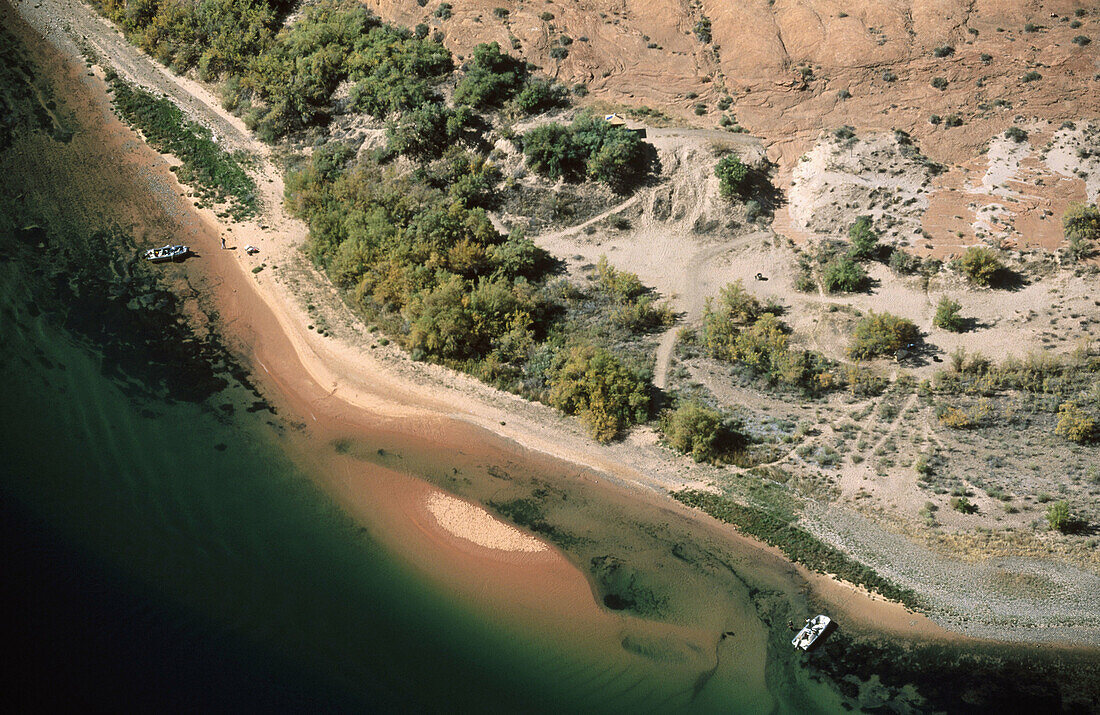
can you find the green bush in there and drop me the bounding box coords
[1021,71,1041,82]
[1062,203,1099,261]
[548,345,650,442]
[510,77,569,115]
[715,154,750,199]
[1046,501,1071,532]
[660,400,744,463]
[847,215,878,260]
[821,255,868,293]
[1004,126,1028,142]
[933,296,965,332]
[701,281,764,360]
[453,41,528,106]
[958,246,1003,286]
[521,113,648,191]
[849,312,920,360]
[931,77,948,90]
[521,123,585,180]
[950,496,977,514]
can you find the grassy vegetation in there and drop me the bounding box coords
[672,490,920,608]
[1063,203,1099,261]
[107,74,258,219]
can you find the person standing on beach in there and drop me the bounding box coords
[221,236,226,249]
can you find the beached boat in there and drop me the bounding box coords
[143,244,190,263]
[792,615,831,651]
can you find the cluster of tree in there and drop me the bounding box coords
[521,112,649,191]
[286,147,655,442]
[91,0,295,77]
[700,282,834,392]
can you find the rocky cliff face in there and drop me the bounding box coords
[361,0,1099,165]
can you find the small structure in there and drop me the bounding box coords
[604,113,647,139]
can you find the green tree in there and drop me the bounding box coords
[847,215,878,260]
[849,312,920,360]
[715,154,749,198]
[701,281,764,360]
[453,41,527,106]
[521,123,584,180]
[548,345,650,442]
[660,400,744,463]
[386,104,472,160]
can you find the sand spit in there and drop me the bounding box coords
[426,492,548,553]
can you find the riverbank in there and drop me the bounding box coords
[11,0,1100,648]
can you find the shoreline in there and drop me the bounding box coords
[13,0,1100,648]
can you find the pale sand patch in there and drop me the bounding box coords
[426,493,547,553]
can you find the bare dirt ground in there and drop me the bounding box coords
[17,0,1100,645]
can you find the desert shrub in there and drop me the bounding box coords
[660,400,745,463]
[950,496,977,514]
[980,53,992,63]
[434,3,452,19]
[822,256,868,293]
[881,70,897,82]
[715,154,750,199]
[693,17,712,43]
[958,246,1003,286]
[849,312,920,360]
[1063,203,1100,261]
[701,281,764,359]
[548,344,650,442]
[889,248,921,274]
[595,257,673,331]
[1073,35,1091,46]
[933,296,965,332]
[549,46,569,59]
[1024,22,1039,33]
[945,114,963,127]
[1021,71,1041,82]
[492,7,508,18]
[1055,402,1096,444]
[931,77,948,90]
[837,88,851,100]
[1004,126,1028,142]
[847,215,878,260]
[933,45,954,57]
[1046,501,1071,532]
[539,11,554,21]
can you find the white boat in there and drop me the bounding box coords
[792,615,831,651]
[143,244,190,263]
